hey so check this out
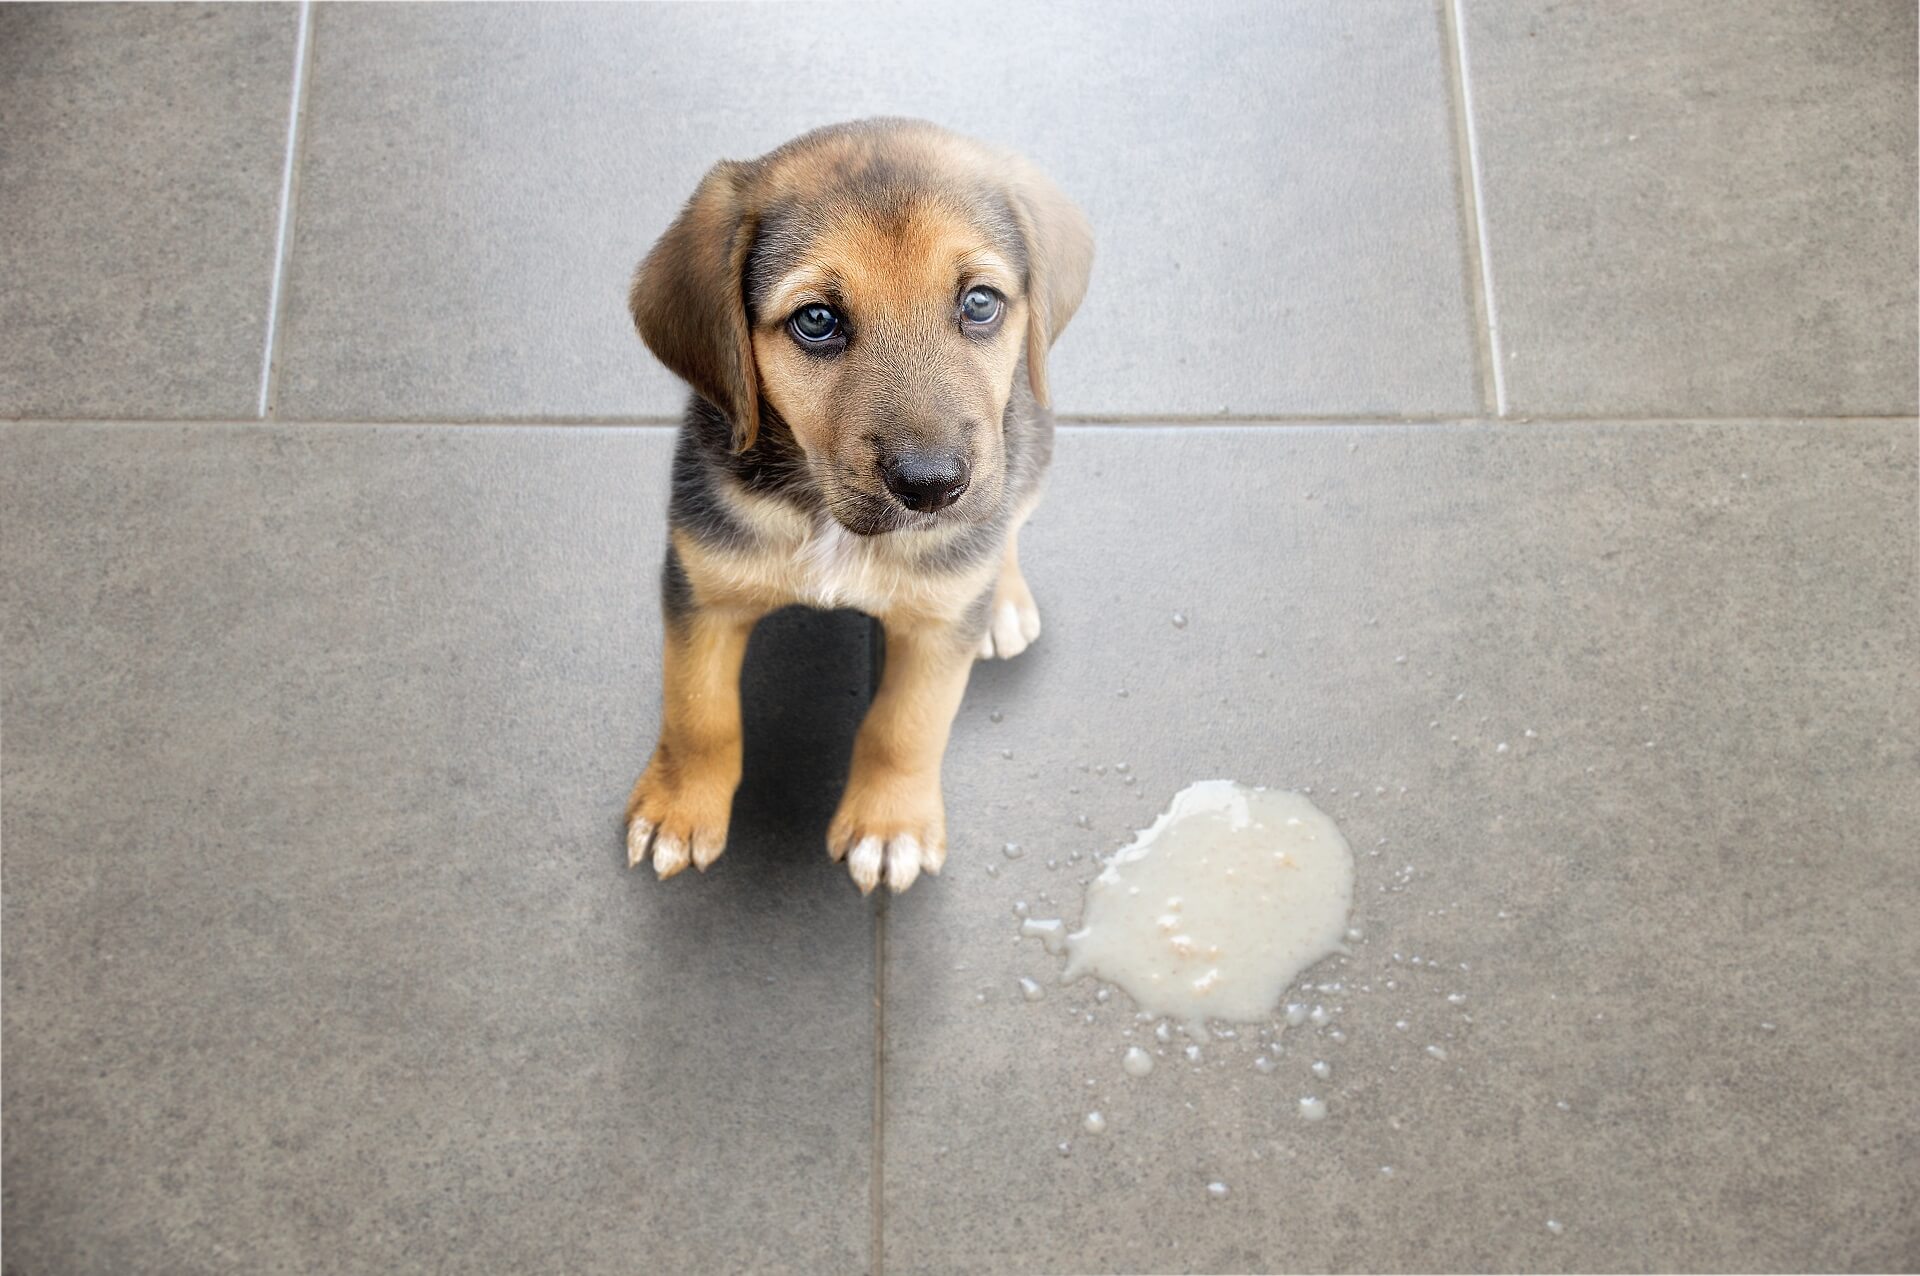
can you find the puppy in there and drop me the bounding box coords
[624,118,1092,894]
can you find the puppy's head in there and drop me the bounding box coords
[632,119,1092,534]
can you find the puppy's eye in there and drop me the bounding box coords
[789,304,842,345]
[960,286,1003,326]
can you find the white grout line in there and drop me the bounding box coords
[1443,0,1509,418]
[7,414,1917,430]
[257,0,314,420]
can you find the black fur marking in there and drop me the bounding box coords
[660,542,696,625]
[669,398,819,552]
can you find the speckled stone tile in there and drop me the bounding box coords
[0,424,876,1273]
[276,1,1475,421]
[0,5,297,419]
[882,422,1919,1272]
[1463,0,1919,417]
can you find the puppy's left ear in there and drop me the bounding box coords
[1005,158,1094,409]
[630,160,762,451]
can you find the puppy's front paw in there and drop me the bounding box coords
[626,755,736,879]
[978,570,1041,661]
[828,772,948,894]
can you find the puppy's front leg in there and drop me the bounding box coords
[829,616,977,894]
[627,595,759,878]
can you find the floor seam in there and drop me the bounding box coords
[1441,0,1506,419]
[867,616,886,1276]
[256,0,315,420]
[8,414,1918,429]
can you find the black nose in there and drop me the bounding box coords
[881,450,971,513]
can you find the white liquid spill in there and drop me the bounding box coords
[1021,918,1068,955]
[1123,1046,1155,1077]
[1061,782,1355,1029]
[1206,1181,1230,1201]
[1018,977,1045,1002]
[1298,1095,1328,1121]
[1083,1111,1107,1135]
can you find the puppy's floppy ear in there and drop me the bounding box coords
[1005,157,1094,409]
[630,160,762,451]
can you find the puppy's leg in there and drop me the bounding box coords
[830,618,976,894]
[978,524,1042,660]
[627,599,758,878]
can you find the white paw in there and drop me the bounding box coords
[833,832,943,895]
[626,814,725,879]
[980,597,1042,660]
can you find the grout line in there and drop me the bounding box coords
[256,0,315,420]
[867,616,887,1276]
[1441,0,1508,418]
[871,886,887,1276]
[9,413,1918,430]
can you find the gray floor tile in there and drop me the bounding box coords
[0,424,876,1273]
[0,5,297,420]
[278,1,1476,421]
[1464,0,1919,417]
[883,423,1919,1272]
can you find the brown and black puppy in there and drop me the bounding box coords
[624,118,1092,894]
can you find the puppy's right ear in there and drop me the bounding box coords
[630,161,761,451]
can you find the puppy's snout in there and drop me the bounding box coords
[881,448,971,513]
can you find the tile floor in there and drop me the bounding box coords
[2,3,1915,1272]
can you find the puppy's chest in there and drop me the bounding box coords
[784,519,916,612]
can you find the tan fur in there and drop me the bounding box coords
[625,608,760,877]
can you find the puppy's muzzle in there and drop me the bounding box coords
[881,448,971,514]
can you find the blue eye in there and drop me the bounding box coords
[790,304,841,344]
[960,287,1002,325]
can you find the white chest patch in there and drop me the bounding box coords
[795,518,874,609]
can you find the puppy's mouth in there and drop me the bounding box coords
[826,490,939,537]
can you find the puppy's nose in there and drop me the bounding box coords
[881,450,971,513]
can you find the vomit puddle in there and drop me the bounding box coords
[1060,781,1355,1031]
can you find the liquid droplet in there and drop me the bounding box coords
[1123,1046,1155,1077]
[989,710,1004,723]
[1003,841,1024,860]
[1298,1095,1328,1121]
[1206,1181,1230,1201]
[1171,612,1188,629]
[1425,1044,1448,1060]
[1020,918,1068,955]
[1083,1111,1107,1135]
[1546,1219,1565,1236]
[1310,1060,1331,1080]
[1019,977,1045,1002]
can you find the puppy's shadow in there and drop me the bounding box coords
[726,606,874,867]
